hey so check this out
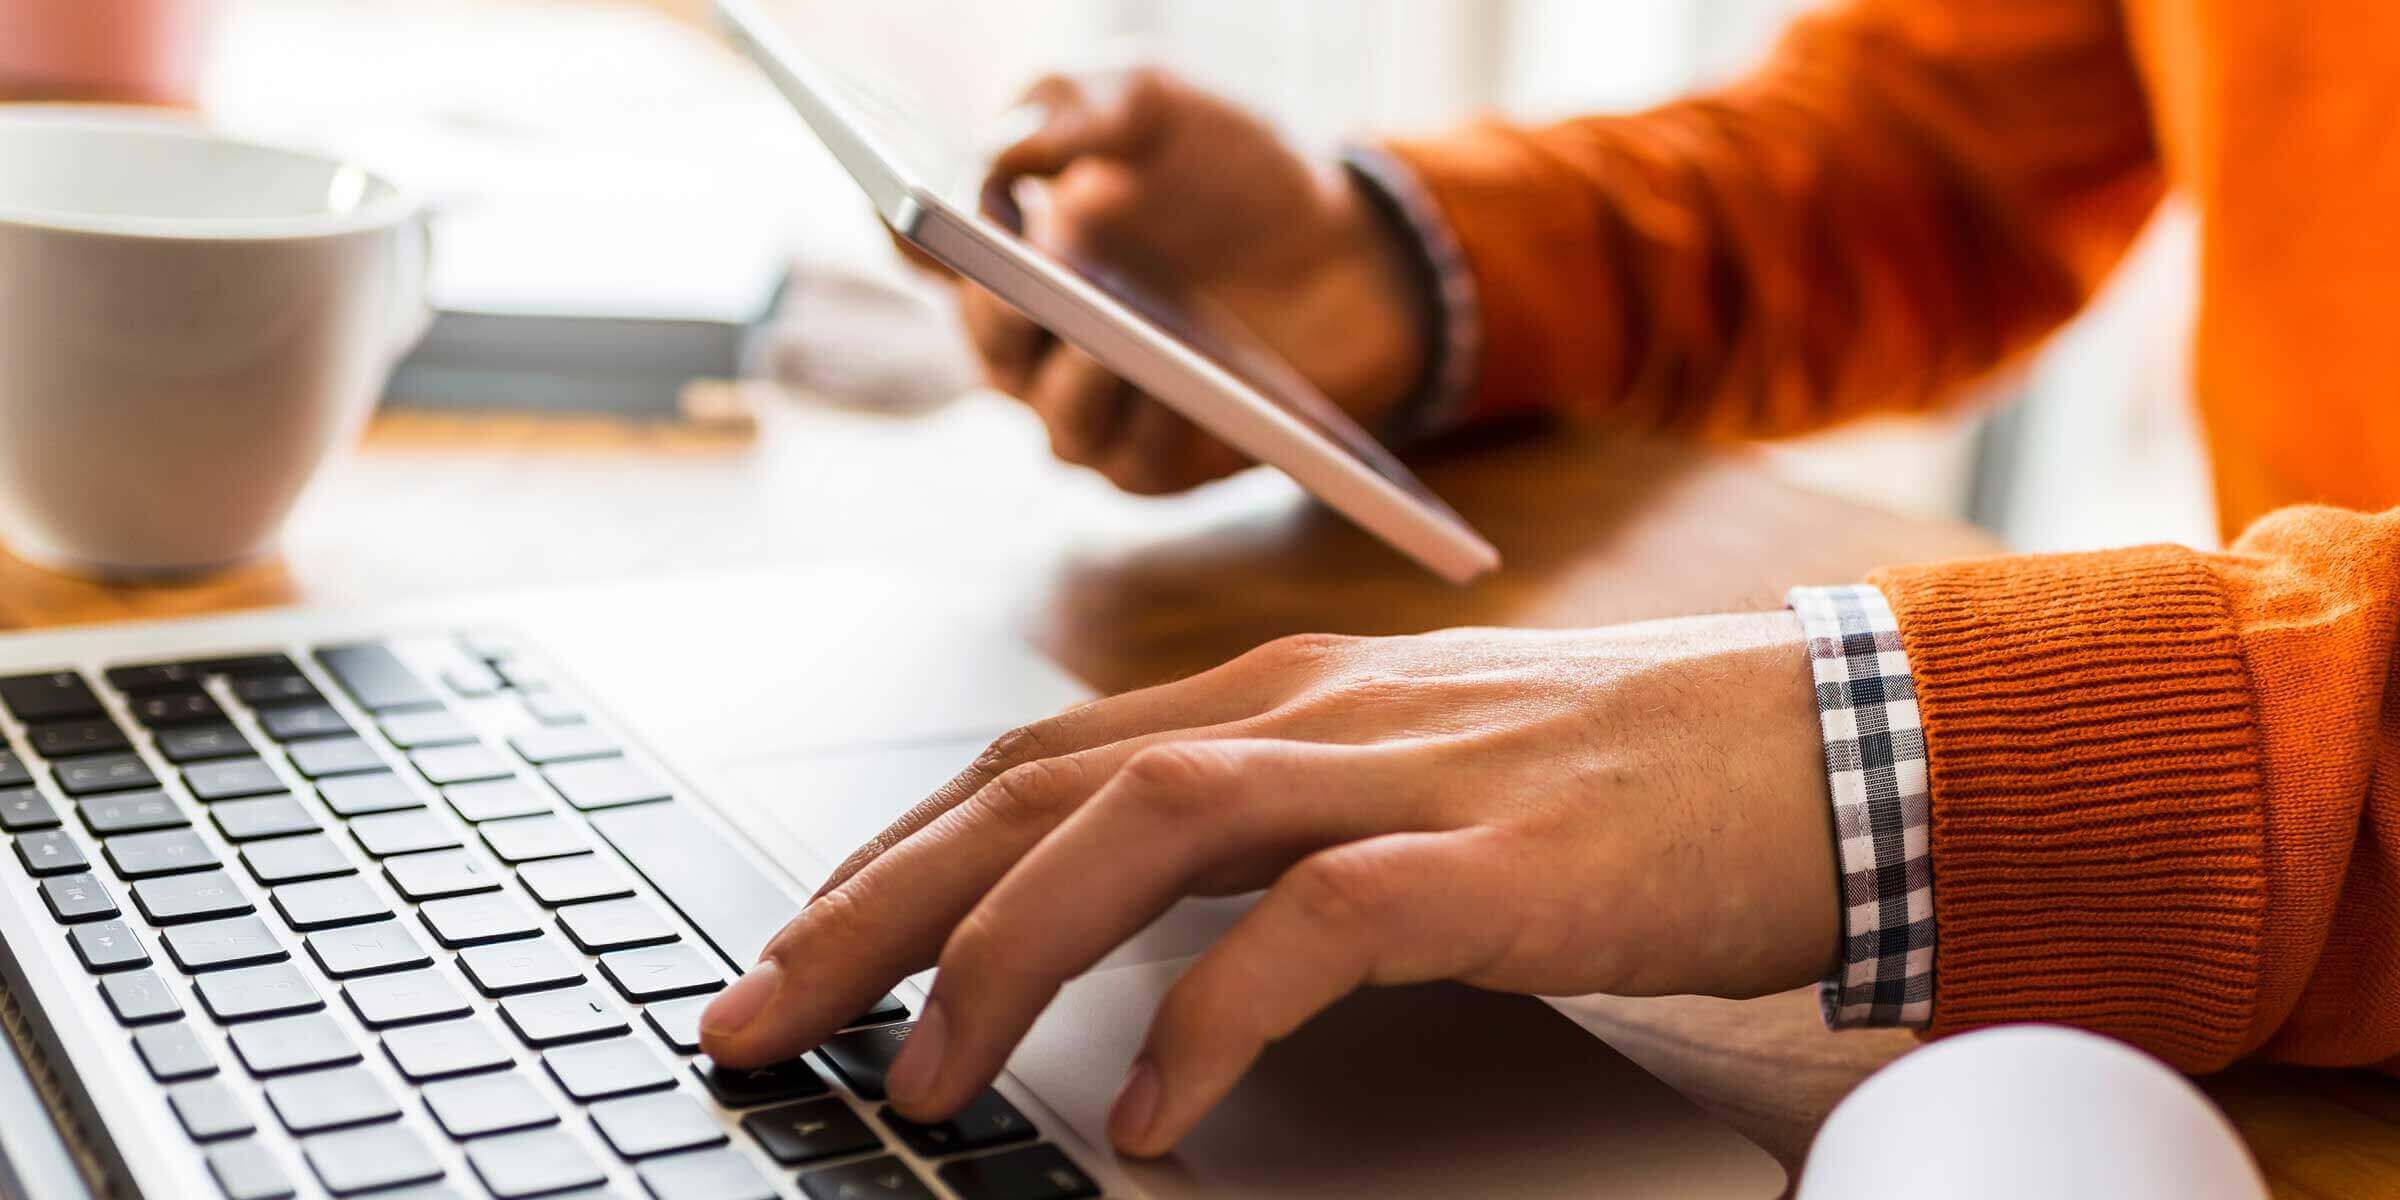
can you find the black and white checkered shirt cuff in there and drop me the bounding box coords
[1788,585,1935,1029]
[1339,146,1483,445]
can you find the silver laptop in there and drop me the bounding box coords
[0,566,1784,1199]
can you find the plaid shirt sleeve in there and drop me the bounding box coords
[1338,146,1483,445]
[1788,585,1936,1029]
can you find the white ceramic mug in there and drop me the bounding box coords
[0,107,428,576]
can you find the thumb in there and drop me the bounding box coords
[982,71,1168,224]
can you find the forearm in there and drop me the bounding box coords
[1871,506,2400,1071]
[1374,0,2162,439]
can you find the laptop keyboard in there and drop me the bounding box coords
[0,636,1101,1200]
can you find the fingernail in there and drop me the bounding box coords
[1109,1058,1162,1148]
[702,960,782,1039]
[886,999,948,1105]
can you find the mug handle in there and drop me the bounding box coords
[385,208,437,368]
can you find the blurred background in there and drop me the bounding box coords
[3,0,2219,554]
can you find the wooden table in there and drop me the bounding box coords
[0,394,2386,1196]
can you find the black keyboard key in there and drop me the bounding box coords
[384,848,504,901]
[598,944,722,1003]
[188,654,301,678]
[165,916,288,972]
[197,962,321,1022]
[132,691,224,728]
[0,749,30,788]
[56,754,158,797]
[819,1023,925,1102]
[542,1037,674,1102]
[345,967,472,1028]
[133,869,251,924]
[939,1145,1101,1200]
[109,829,221,879]
[424,1071,557,1139]
[557,898,676,953]
[743,1097,880,1165]
[508,726,617,766]
[351,809,461,858]
[643,995,709,1053]
[441,778,548,822]
[541,757,670,812]
[460,935,586,996]
[14,828,84,875]
[286,737,385,779]
[413,744,517,787]
[106,661,206,695]
[879,1091,1038,1157]
[0,671,100,722]
[306,918,433,978]
[135,1021,218,1081]
[41,872,118,922]
[157,722,255,764]
[168,1079,255,1141]
[384,1018,513,1081]
[588,1090,727,1158]
[211,796,316,841]
[258,704,350,742]
[499,985,627,1047]
[693,1054,831,1107]
[637,1147,778,1200]
[314,772,421,818]
[71,919,151,971]
[230,675,320,708]
[205,1140,296,1200]
[480,814,588,864]
[853,993,911,1027]
[264,1065,399,1133]
[315,643,439,713]
[420,892,541,947]
[271,876,390,931]
[589,801,794,971]
[101,968,183,1022]
[80,790,186,835]
[0,785,58,831]
[303,1123,445,1195]
[229,1011,360,1076]
[240,834,354,884]
[184,759,287,802]
[799,1157,936,1200]
[465,1127,608,1198]
[517,854,634,907]
[28,717,128,758]
[379,709,476,750]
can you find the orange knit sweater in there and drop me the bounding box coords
[1385,0,2400,1073]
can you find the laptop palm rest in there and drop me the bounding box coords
[1012,962,1788,1198]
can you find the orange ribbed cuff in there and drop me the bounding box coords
[1870,546,2270,1071]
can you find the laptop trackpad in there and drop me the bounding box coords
[1009,961,1787,1198]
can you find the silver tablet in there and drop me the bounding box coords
[718,0,1500,584]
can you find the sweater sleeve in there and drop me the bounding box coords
[1869,506,2400,1072]
[1377,0,2163,437]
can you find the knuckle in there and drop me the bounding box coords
[1285,851,1390,931]
[1112,744,1237,823]
[1251,631,1353,673]
[939,907,1005,980]
[972,722,1059,779]
[789,883,869,960]
[972,756,1085,831]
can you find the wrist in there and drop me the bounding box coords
[1273,169,1432,429]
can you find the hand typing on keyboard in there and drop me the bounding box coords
[700,616,1844,1157]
